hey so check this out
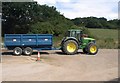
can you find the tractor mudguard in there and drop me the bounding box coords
[61,37,79,46]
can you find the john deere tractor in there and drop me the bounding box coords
[61,29,98,55]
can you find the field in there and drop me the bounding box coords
[88,28,118,40]
[88,28,118,49]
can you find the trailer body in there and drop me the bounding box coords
[4,34,53,50]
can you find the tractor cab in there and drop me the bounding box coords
[66,29,83,41]
[66,29,82,37]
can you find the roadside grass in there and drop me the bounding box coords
[88,28,118,49]
[53,36,63,48]
[96,38,118,49]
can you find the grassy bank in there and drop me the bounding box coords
[89,28,118,49]
[88,28,118,40]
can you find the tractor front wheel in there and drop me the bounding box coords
[62,40,78,55]
[87,43,98,55]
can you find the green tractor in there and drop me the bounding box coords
[61,29,98,55]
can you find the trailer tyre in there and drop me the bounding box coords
[13,47,22,55]
[63,40,78,55]
[23,47,33,55]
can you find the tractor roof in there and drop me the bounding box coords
[68,29,82,32]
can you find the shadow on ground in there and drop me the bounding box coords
[2,51,49,56]
[2,50,85,56]
[55,51,85,55]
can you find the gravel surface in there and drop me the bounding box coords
[1,49,118,81]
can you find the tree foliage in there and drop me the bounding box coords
[2,2,39,35]
[2,2,119,37]
[2,2,75,37]
[71,17,119,29]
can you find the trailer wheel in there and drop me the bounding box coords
[13,47,22,55]
[63,40,78,55]
[23,47,33,55]
[87,43,98,55]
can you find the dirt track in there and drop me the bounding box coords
[1,49,118,81]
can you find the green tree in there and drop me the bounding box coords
[2,2,39,36]
[71,17,119,29]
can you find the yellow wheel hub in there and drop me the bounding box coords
[90,45,97,53]
[67,42,76,52]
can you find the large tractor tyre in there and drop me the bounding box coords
[83,48,88,54]
[13,47,22,56]
[62,40,78,55]
[87,43,98,55]
[61,47,65,53]
[23,47,33,56]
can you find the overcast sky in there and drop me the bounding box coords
[34,0,119,20]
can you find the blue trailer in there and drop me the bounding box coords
[4,34,54,55]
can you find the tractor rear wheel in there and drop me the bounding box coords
[62,40,78,55]
[87,43,98,55]
[61,47,65,53]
